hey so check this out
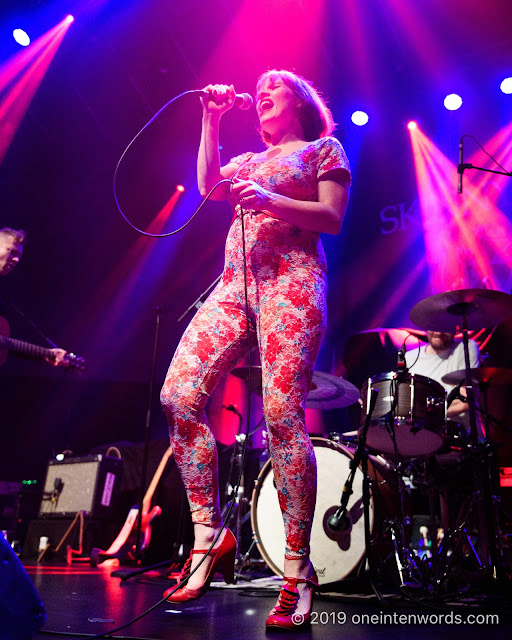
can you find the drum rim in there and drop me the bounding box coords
[364,371,447,395]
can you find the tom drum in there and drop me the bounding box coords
[360,372,446,457]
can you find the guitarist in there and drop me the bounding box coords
[0,226,69,367]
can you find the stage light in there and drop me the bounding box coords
[444,93,462,111]
[13,29,30,47]
[176,184,185,192]
[65,15,75,24]
[351,110,369,126]
[500,77,512,94]
[407,121,417,131]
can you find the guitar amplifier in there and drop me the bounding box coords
[39,455,123,519]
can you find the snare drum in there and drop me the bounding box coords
[360,372,446,458]
[250,437,402,585]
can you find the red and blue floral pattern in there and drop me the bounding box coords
[161,137,350,558]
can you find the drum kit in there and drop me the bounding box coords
[228,289,512,594]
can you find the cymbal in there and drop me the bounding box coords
[356,327,427,339]
[230,367,360,409]
[442,367,512,386]
[410,288,512,331]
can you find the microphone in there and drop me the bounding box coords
[326,488,352,532]
[397,348,406,373]
[458,137,464,194]
[223,404,242,417]
[197,90,253,111]
[397,338,408,375]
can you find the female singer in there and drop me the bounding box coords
[161,69,350,630]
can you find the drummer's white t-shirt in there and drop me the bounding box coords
[405,339,480,430]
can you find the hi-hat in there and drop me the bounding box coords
[230,367,360,410]
[410,289,512,332]
[442,367,512,387]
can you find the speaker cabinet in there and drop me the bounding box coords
[0,533,46,639]
[39,455,123,519]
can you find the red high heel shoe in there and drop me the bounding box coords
[265,570,318,631]
[163,528,236,603]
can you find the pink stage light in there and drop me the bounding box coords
[0,16,74,164]
[409,124,512,293]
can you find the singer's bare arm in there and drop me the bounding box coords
[230,172,350,235]
[197,84,238,200]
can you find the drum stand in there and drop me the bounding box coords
[426,322,508,594]
[329,389,385,601]
[221,412,267,580]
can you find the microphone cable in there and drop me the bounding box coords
[58,137,258,640]
[113,89,250,237]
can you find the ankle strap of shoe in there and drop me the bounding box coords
[283,575,319,588]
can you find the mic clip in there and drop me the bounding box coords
[397,349,408,375]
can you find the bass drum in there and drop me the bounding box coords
[251,437,401,585]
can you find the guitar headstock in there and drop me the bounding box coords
[66,353,87,374]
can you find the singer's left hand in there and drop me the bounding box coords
[231,179,272,210]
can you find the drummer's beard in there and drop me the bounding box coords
[426,331,454,352]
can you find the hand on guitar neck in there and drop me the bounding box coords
[47,347,73,368]
[0,315,86,372]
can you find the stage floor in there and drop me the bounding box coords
[23,559,512,640]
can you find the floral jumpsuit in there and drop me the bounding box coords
[161,137,350,559]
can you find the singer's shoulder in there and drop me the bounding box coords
[318,136,346,151]
[228,151,256,166]
[316,137,351,183]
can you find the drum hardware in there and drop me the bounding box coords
[326,388,386,600]
[219,406,268,578]
[410,288,512,585]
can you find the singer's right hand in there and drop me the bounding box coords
[200,84,236,115]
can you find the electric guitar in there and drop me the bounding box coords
[0,316,86,372]
[90,446,174,567]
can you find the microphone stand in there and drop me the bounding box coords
[433,314,505,592]
[458,163,512,180]
[134,306,162,563]
[177,274,221,323]
[330,389,383,601]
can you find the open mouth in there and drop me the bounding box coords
[259,99,273,113]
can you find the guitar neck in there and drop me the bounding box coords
[0,335,54,361]
[142,446,173,515]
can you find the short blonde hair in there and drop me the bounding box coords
[256,70,335,145]
[0,227,26,245]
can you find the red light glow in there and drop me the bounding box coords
[0,16,74,164]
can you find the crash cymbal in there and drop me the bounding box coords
[442,367,512,386]
[231,367,360,409]
[356,327,427,339]
[410,289,512,332]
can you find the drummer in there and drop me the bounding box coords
[404,330,481,434]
